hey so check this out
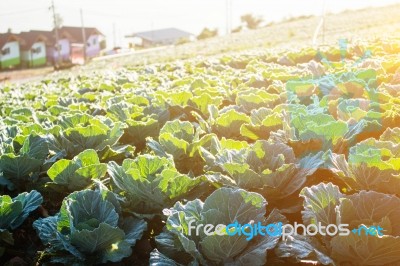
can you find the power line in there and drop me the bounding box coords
[55,6,124,18]
[0,8,47,16]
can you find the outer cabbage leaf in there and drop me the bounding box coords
[202,139,323,207]
[49,117,126,159]
[0,134,49,190]
[156,187,284,266]
[277,183,400,265]
[328,138,400,195]
[213,109,250,139]
[147,120,215,175]
[108,154,203,215]
[46,149,107,192]
[33,189,147,264]
[0,190,43,230]
[0,190,42,257]
[240,109,284,141]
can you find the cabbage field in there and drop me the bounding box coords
[1,38,400,265]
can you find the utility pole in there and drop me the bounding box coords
[151,21,154,44]
[113,23,116,48]
[322,0,327,44]
[80,8,87,64]
[226,0,232,35]
[50,0,61,68]
[312,0,327,46]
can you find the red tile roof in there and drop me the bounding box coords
[0,33,21,49]
[58,26,103,43]
[18,31,52,49]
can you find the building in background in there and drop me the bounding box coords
[0,33,22,69]
[25,30,59,65]
[53,31,72,63]
[0,26,105,70]
[59,26,105,60]
[125,28,195,48]
[19,31,50,67]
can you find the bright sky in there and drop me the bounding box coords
[1,0,400,47]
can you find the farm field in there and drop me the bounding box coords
[1,4,400,266]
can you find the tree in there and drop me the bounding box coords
[54,13,63,28]
[241,14,263,30]
[197,27,218,40]
[100,39,107,50]
[176,37,190,45]
[232,26,242,33]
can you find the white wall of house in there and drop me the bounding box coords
[125,36,143,47]
[31,42,46,61]
[86,34,101,58]
[21,42,46,66]
[0,41,20,63]
[53,38,70,61]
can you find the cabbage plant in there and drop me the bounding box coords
[0,190,43,256]
[151,187,285,265]
[33,189,147,265]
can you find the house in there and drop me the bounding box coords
[0,33,21,69]
[18,30,72,67]
[52,30,72,63]
[0,26,104,69]
[58,26,104,59]
[19,31,50,67]
[125,28,195,48]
